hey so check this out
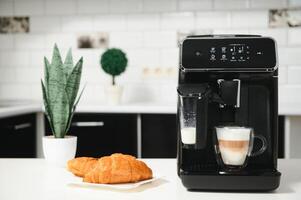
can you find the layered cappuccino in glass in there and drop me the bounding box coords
[215,126,267,171]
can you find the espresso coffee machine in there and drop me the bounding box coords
[177,35,281,191]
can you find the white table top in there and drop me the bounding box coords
[0,159,300,200]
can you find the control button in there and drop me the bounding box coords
[256,51,263,55]
[246,51,250,54]
[195,51,202,56]
[238,46,244,53]
[221,54,227,60]
[210,47,216,53]
[240,56,244,60]
[246,46,250,49]
[231,56,235,60]
[221,47,227,53]
[210,54,216,61]
[247,56,250,60]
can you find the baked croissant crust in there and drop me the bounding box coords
[67,157,98,177]
[83,153,153,184]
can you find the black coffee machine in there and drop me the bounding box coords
[177,35,281,191]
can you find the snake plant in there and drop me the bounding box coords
[41,44,84,138]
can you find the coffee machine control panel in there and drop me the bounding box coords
[181,37,277,71]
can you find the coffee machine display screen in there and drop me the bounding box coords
[181,37,277,71]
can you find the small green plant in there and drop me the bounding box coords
[100,48,128,85]
[41,44,84,138]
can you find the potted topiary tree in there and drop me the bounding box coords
[41,44,84,167]
[100,48,128,105]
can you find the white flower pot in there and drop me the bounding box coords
[105,85,123,105]
[42,135,77,167]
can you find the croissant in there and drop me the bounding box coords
[67,157,98,177]
[83,153,153,184]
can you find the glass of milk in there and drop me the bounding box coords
[179,96,197,145]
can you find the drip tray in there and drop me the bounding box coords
[180,170,281,191]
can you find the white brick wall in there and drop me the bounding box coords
[0,35,14,50]
[196,11,230,28]
[77,0,109,14]
[249,0,287,9]
[0,0,300,104]
[178,0,212,11]
[127,14,160,31]
[14,0,45,16]
[231,11,268,28]
[45,0,76,15]
[213,0,249,10]
[93,15,127,31]
[0,0,14,16]
[30,16,61,33]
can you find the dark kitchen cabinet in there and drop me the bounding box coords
[141,114,177,158]
[0,114,36,158]
[45,113,137,157]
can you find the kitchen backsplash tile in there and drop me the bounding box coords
[62,16,94,32]
[110,31,144,49]
[14,34,45,50]
[0,35,14,50]
[278,47,301,65]
[30,16,61,33]
[288,28,301,45]
[0,0,14,16]
[143,0,177,13]
[0,69,16,83]
[143,31,177,48]
[249,0,287,9]
[288,66,301,84]
[77,0,109,14]
[127,14,160,31]
[45,33,77,50]
[288,0,301,7]
[45,0,77,15]
[230,11,268,28]
[14,0,45,16]
[0,51,30,68]
[93,14,127,31]
[178,0,213,11]
[0,0,301,104]
[213,0,249,10]
[279,66,288,84]
[196,11,230,28]
[161,13,195,30]
[109,0,143,14]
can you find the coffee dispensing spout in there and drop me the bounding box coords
[217,79,241,108]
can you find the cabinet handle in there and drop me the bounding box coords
[71,121,104,127]
[14,123,32,130]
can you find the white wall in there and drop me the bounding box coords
[0,0,300,105]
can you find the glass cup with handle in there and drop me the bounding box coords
[214,126,267,171]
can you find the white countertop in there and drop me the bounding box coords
[0,101,177,118]
[75,102,176,114]
[0,100,300,118]
[0,104,41,118]
[0,159,299,200]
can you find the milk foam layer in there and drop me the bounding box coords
[181,127,196,144]
[216,127,251,141]
[219,147,248,165]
